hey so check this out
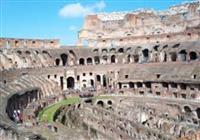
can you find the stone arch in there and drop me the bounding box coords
[184,105,192,113]
[118,82,122,89]
[129,82,134,88]
[133,54,139,63]
[110,48,116,53]
[67,77,75,89]
[118,48,124,53]
[142,49,149,62]
[90,79,94,87]
[111,55,116,63]
[94,56,100,64]
[42,50,51,57]
[96,75,101,82]
[103,75,107,87]
[189,52,197,60]
[69,50,76,58]
[17,50,22,55]
[153,45,159,51]
[87,57,93,65]
[102,55,108,64]
[79,58,85,65]
[93,49,98,53]
[25,50,31,55]
[60,53,68,66]
[107,100,112,105]
[126,47,131,53]
[178,50,187,61]
[55,58,60,66]
[102,49,108,53]
[97,100,104,107]
[170,52,177,62]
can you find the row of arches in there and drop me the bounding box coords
[78,50,199,65]
[56,49,199,67]
[60,74,107,90]
[79,55,116,65]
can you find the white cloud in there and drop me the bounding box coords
[68,25,77,31]
[59,1,106,18]
[95,1,106,10]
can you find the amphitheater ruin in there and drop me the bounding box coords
[0,1,200,140]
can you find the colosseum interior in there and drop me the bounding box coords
[0,1,200,140]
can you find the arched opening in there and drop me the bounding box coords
[94,56,100,64]
[110,48,116,53]
[55,58,60,66]
[170,52,177,62]
[142,49,149,62]
[162,51,167,62]
[60,54,68,66]
[102,55,107,64]
[107,100,112,105]
[96,75,101,82]
[118,48,124,53]
[69,50,76,58]
[60,76,63,90]
[172,43,180,48]
[102,49,107,53]
[184,106,192,113]
[42,51,51,58]
[111,55,116,63]
[189,52,197,61]
[79,58,85,65]
[17,50,22,55]
[97,100,104,107]
[25,51,31,55]
[136,82,143,88]
[129,82,134,88]
[133,55,139,63]
[196,108,200,119]
[90,79,94,87]
[126,47,131,53]
[67,77,75,89]
[103,75,107,87]
[87,57,92,65]
[178,50,187,61]
[93,49,98,53]
[118,82,122,89]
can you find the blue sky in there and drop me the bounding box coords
[0,0,189,45]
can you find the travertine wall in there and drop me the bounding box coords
[0,38,59,48]
[78,2,200,47]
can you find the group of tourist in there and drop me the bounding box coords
[12,110,23,123]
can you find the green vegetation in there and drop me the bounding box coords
[93,95,112,100]
[38,95,112,123]
[39,97,80,122]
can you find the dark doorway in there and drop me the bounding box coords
[61,54,68,66]
[189,52,197,60]
[55,58,60,66]
[90,79,94,87]
[67,77,75,89]
[60,76,63,90]
[103,75,107,87]
[111,55,116,63]
[87,57,92,65]
[79,58,85,65]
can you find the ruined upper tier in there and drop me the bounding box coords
[78,1,200,47]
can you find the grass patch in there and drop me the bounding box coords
[39,95,112,123]
[93,95,112,100]
[39,97,80,123]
